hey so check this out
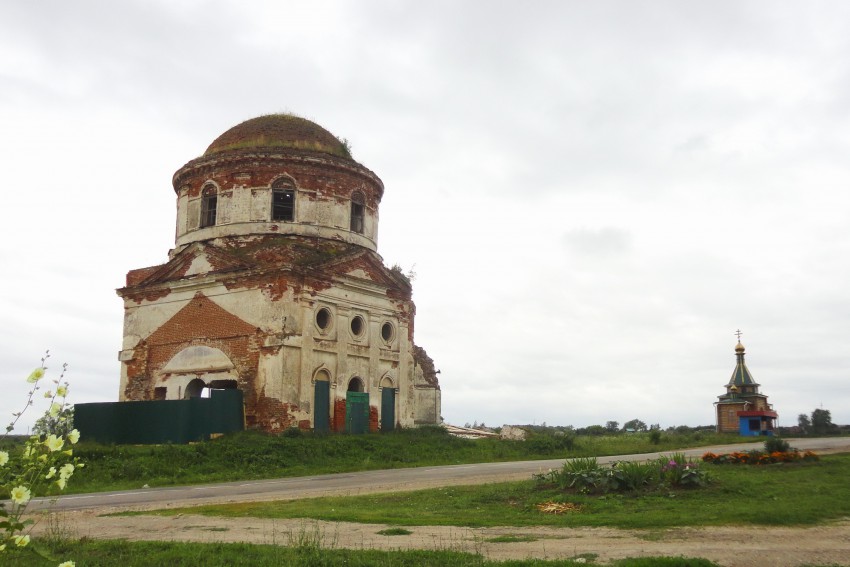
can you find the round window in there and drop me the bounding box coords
[316,307,332,331]
[381,321,394,342]
[350,315,365,337]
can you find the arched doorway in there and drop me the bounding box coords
[380,376,396,432]
[184,378,206,399]
[313,370,331,432]
[162,346,238,401]
[346,377,368,433]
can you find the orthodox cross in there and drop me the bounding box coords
[735,329,743,341]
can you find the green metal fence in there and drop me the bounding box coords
[74,389,244,444]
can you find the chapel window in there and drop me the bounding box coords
[350,191,365,233]
[200,185,218,228]
[272,178,295,221]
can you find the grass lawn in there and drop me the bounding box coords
[153,453,850,529]
[1,426,756,495]
[2,539,722,566]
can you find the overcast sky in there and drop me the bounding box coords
[2,1,849,433]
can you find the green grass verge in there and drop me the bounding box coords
[153,454,850,529]
[2,539,719,566]
[0,427,751,496]
[47,427,750,494]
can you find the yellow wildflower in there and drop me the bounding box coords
[0,451,8,466]
[59,463,75,480]
[67,429,80,444]
[45,434,64,452]
[26,368,45,383]
[10,485,31,505]
[13,534,30,547]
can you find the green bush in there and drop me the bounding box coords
[612,460,656,491]
[525,430,576,453]
[764,436,791,454]
[537,453,709,494]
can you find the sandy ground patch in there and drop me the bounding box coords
[29,507,850,567]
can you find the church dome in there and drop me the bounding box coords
[204,114,352,160]
[171,113,381,253]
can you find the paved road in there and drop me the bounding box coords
[29,436,850,512]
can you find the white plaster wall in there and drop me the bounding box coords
[121,264,424,427]
[176,187,377,250]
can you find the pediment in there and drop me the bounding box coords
[131,243,253,287]
[348,268,372,281]
[327,251,411,291]
[146,292,258,345]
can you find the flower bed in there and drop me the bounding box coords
[702,450,819,465]
[535,453,710,494]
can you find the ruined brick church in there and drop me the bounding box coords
[117,114,441,433]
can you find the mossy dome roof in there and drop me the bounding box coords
[204,114,351,160]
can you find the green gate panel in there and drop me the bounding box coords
[314,381,330,432]
[209,389,245,433]
[346,391,369,434]
[74,390,244,445]
[381,388,395,432]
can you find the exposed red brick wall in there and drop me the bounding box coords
[173,152,383,208]
[126,265,164,286]
[369,405,379,432]
[254,393,299,432]
[123,293,272,428]
[333,399,347,432]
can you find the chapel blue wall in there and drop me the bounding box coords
[738,416,774,436]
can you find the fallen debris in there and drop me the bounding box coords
[536,501,582,514]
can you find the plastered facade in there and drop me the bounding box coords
[117,115,440,432]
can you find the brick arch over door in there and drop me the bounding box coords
[125,292,271,427]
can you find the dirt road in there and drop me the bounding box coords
[34,509,850,567]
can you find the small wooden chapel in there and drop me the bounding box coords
[714,331,777,436]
